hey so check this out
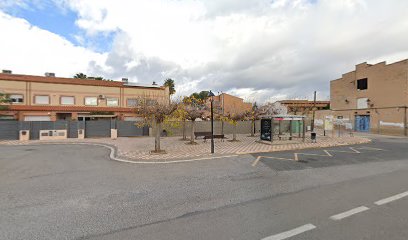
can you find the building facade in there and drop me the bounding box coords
[210,93,252,115]
[0,72,170,121]
[324,59,408,135]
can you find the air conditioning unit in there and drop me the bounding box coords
[45,72,56,77]
[98,95,106,99]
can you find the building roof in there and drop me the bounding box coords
[0,73,165,90]
[6,105,135,113]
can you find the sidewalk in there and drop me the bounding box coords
[0,134,370,162]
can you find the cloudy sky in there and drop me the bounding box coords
[1,0,408,103]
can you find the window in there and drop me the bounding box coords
[85,97,98,106]
[9,94,23,103]
[107,98,119,107]
[34,95,50,104]
[60,96,75,105]
[127,98,141,107]
[357,98,368,109]
[357,78,368,90]
[146,99,158,106]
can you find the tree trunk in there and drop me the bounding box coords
[190,120,196,144]
[155,121,162,152]
[233,124,237,141]
[251,120,255,136]
[182,120,186,140]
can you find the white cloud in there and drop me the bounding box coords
[2,0,408,103]
[0,10,107,77]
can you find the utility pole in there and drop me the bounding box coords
[311,91,317,132]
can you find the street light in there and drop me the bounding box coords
[208,90,215,154]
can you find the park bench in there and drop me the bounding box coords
[194,131,212,139]
[203,134,225,142]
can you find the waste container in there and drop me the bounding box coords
[311,132,317,143]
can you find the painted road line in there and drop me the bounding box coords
[252,156,262,166]
[329,206,369,220]
[375,191,408,206]
[357,146,385,151]
[261,224,316,240]
[252,156,294,166]
[323,150,333,157]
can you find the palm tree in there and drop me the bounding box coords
[164,78,176,95]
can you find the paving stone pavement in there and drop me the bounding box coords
[0,133,370,162]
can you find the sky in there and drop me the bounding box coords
[1,0,408,103]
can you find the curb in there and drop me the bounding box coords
[0,137,371,164]
[0,142,238,164]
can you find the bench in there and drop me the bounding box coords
[203,134,225,142]
[194,132,212,139]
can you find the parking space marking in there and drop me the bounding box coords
[252,146,386,166]
[261,224,316,240]
[375,191,408,206]
[329,206,370,220]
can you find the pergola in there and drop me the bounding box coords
[260,115,306,142]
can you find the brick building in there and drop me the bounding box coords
[0,71,170,121]
[209,93,252,115]
[318,59,408,136]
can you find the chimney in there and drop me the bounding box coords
[152,81,157,85]
[2,70,12,74]
[45,72,55,77]
[122,78,128,83]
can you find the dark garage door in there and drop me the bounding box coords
[85,120,111,138]
[0,121,19,140]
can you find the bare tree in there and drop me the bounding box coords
[259,102,288,116]
[136,101,178,153]
[184,96,207,144]
[223,111,248,142]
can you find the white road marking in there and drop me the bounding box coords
[356,146,385,151]
[323,150,333,157]
[252,156,262,166]
[261,224,316,240]
[375,191,408,205]
[329,206,369,220]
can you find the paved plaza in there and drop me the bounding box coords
[0,133,370,161]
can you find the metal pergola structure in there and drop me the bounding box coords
[260,115,306,142]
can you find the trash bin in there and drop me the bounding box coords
[311,132,317,143]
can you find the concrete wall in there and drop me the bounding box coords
[157,120,261,136]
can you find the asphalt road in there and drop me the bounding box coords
[0,135,408,240]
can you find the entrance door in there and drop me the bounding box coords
[355,115,370,132]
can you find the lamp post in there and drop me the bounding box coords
[208,90,215,154]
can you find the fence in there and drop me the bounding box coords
[0,120,148,140]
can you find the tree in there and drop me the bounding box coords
[73,73,87,79]
[183,96,207,144]
[164,78,176,95]
[223,111,248,142]
[259,102,288,116]
[0,93,11,111]
[174,99,189,141]
[136,101,178,153]
[249,102,262,137]
[190,91,209,101]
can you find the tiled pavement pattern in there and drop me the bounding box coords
[0,134,370,162]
